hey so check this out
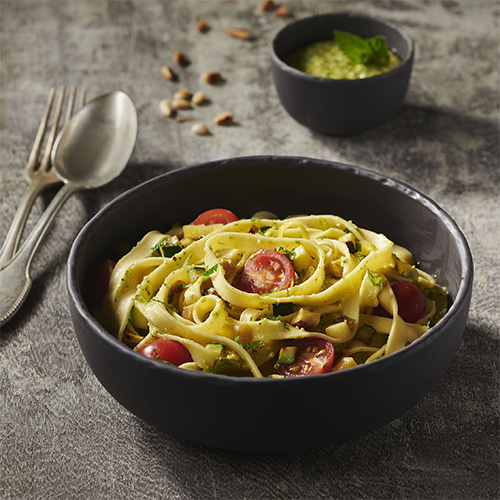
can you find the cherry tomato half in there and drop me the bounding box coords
[193,208,239,225]
[237,249,295,295]
[275,338,335,377]
[373,281,427,323]
[138,338,193,366]
[90,259,116,307]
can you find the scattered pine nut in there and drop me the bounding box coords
[227,28,251,40]
[173,97,191,110]
[197,20,210,33]
[260,0,276,11]
[174,88,191,100]
[191,123,209,135]
[159,99,174,117]
[202,71,223,84]
[213,111,234,126]
[161,65,176,81]
[191,91,206,105]
[173,51,189,66]
[274,5,289,17]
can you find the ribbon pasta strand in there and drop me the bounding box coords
[97,214,448,377]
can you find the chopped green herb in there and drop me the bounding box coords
[276,246,295,259]
[183,254,193,267]
[200,264,218,277]
[150,298,179,314]
[367,268,383,286]
[264,315,281,321]
[203,357,234,374]
[152,349,175,365]
[243,341,265,350]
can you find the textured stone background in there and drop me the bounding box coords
[0,1,498,499]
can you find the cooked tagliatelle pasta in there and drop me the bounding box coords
[94,210,448,378]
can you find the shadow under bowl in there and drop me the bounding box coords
[67,156,472,453]
[271,12,414,135]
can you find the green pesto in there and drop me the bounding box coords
[285,40,401,80]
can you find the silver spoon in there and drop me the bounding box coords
[0,90,138,326]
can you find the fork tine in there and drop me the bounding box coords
[38,85,65,172]
[64,86,77,126]
[25,87,56,172]
[78,89,86,110]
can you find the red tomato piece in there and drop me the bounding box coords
[275,338,335,377]
[373,281,427,323]
[138,338,193,366]
[237,249,295,295]
[193,208,239,225]
[90,259,116,307]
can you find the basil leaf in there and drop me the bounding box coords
[367,35,390,65]
[334,30,370,64]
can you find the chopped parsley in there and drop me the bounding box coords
[203,357,234,374]
[276,246,295,259]
[152,349,174,365]
[367,268,383,286]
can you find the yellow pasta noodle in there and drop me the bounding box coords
[96,213,448,378]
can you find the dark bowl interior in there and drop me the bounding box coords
[68,156,472,452]
[271,13,414,135]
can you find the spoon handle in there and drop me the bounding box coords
[0,182,78,326]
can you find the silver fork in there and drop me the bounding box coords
[0,85,86,268]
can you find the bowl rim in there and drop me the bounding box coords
[270,11,415,85]
[68,155,472,387]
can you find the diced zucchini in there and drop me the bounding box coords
[277,346,297,364]
[354,324,376,344]
[331,356,357,372]
[292,245,313,273]
[129,305,148,330]
[272,302,294,317]
[160,243,182,258]
[206,343,226,357]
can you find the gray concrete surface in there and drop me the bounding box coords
[0,1,498,499]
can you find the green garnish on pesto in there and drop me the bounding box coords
[285,31,401,80]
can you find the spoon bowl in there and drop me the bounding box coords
[0,90,138,327]
[52,91,138,188]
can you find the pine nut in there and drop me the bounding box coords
[197,20,209,33]
[160,65,176,81]
[173,98,191,110]
[159,99,174,117]
[274,5,289,17]
[202,72,223,84]
[174,88,191,100]
[227,28,251,40]
[213,112,234,126]
[191,91,206,105]
[260,0,276,11]
[173,51,189,66]
[191,123,209,135]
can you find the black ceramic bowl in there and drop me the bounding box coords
[68,156,472,452]
[271,13,414,135]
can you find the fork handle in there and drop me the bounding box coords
[0,182,49,268]
[0,182,78,326]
